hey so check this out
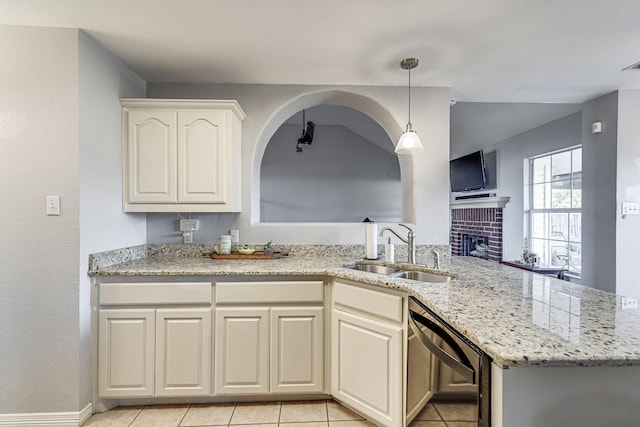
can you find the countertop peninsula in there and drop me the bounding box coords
[90,246,640,369]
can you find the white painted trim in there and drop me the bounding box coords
[0,402,93,426]
[450,196,510,209]
[120,98,247,120]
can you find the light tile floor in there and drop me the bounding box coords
[83,400,476,427]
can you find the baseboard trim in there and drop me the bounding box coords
[0,402,93,426]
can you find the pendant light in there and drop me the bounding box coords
[395,58,424,154]
[296,109,316,152]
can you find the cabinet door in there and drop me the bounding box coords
[331,310,403,427]
[126,110,177,203]
[215,307,270,394]
[177,110,228,204]
[271,307,324,393]
[156,308,211,397]
[98,309,155,397]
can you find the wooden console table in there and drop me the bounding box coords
[502,261,567,280]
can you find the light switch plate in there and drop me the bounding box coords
[46,195,60,216]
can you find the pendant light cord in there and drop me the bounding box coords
[407,65,412,128]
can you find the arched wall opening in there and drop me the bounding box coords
[251,89,414,224]
[261,104,402,222]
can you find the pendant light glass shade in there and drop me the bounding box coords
[396,124,423,154]
[395,57,424,154]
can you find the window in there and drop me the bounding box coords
[527,147,582,276]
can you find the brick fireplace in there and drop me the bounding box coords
[450,207,504,262]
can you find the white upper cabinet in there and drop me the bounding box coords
[121,99,246,212]
[126,110,177,204]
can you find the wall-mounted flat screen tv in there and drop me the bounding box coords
[450,150,487,192]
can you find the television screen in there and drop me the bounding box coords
[450,150,487,192]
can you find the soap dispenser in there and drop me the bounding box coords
[384,237,395,263]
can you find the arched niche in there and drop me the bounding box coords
[261,104,402,222]
[251,89,414,224]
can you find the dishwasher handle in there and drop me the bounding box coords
[409,308,475,383]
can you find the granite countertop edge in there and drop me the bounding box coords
[89,252,640,370]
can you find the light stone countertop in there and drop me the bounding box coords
[90,249,640,369]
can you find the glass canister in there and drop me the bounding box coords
[218,235,232,254]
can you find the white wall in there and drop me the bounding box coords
[615,90,640,299]
[78,31,146,409]
[0,26,146,416]
[581,92,618,292]
[0,26,81,413]
[485,113,582,261]
[261,124,401,222]
[147,83,451,249]
[477,92,640,298]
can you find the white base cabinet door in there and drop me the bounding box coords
[97,281,212,399]
[156,308,212,397]
[98,309,155,398]
[214,307,270,395]
[214,280,325,396]
[332,310,403,427]
[331,279,405,427]
[271,307,324,394]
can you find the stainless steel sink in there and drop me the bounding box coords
[343,263,453,283]
[344,263,402,275]
[391,270,453,283]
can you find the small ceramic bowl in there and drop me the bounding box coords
[238,247,256,255]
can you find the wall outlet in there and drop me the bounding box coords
[180,219,199,232]
[230,229,240,244]
[622,202,639,216]
[621,297,639,310]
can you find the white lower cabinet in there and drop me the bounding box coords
[214,281,325,396]
[331,279,405,427]
[97,282,212,398]
[156,308,212,396]
[214,307,270,394]
[96,275,415,427]
[98,309,155,397]
[271,306,324,393]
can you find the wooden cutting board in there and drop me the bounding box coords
[204,251,288,260]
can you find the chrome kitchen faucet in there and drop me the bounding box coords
[379,224,415,264]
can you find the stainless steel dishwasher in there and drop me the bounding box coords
[407,296,491,427]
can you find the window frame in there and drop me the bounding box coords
[526,146,582,277]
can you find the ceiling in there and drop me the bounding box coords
[3,0,640,153]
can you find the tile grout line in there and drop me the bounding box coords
[176,403,191,427]
[227,402,237,427]
[325,400,329,425]
[127,405,145,427]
